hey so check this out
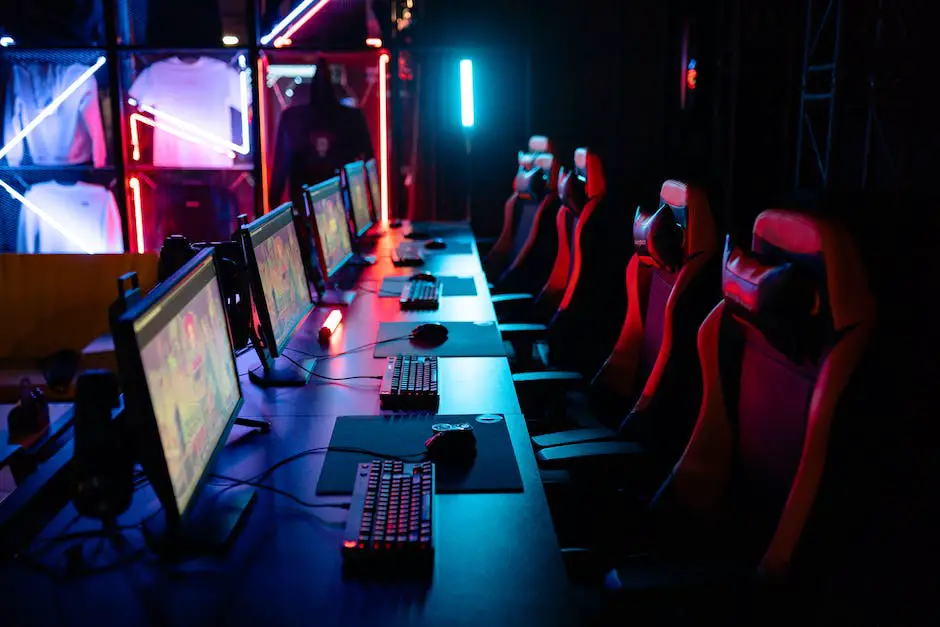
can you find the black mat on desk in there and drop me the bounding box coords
[316,414,522,494]
[408,222,469,235]
[378,276,478,297]
[374,321,504,357]
[419,241,473,255]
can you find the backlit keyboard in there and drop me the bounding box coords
[342,460,435,569]
[392,245,425,266]
[379,355,439,410]
[400,279,440,310]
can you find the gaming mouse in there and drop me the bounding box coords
[425,423,477,462]
[410,323,449,347]
[424,239,447,250]
[409,272,437,282]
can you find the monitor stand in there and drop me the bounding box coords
[348,253,376,266]
[248,356,317,388]
[143,485,257,558]
[318,288,357,306]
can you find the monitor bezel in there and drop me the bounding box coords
[240,202,314,358]
[112,247,244,527]
[343,160,373,237]
[303,176,354,280]
[364,158,380,223]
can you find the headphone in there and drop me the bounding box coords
[70,370,134,522]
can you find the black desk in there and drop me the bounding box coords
[0,222,577,626]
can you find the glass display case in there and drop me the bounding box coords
[0,49,121,253]
[120,49,256,249]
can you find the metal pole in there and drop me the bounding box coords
[103,0,130,251]
[794,0,814,189]
[822,0,843,189]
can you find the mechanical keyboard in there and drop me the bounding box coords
[400,279,440,310]
[379,355,439,409]
[342,460,435,569]
[392,245,425,266]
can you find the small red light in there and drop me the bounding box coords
[343,540,357,548]
[319,309,342,343]
[687,68,697,90]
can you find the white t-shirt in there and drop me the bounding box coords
[129,56,243,168]
[3,62,107,167]
[16,180,123,254]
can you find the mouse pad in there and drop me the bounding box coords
[316,414,523,494]
[419,241,473,256]
[373,321,505,357]
[408,222,470,235]
[378,276,478,298]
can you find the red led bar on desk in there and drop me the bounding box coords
[319,309,343,343]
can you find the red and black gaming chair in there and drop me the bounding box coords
[598,210,876,618]
[500,147,619,369]
[483,135,549,279]
[525,181,719,463]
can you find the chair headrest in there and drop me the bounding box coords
[722,240,817,320]
[750,209,875,332]
[533,153,553,172]
[633,205,685,272]
[529,135,549,153]
[558,169,587,212]
[518,152,535,169]
[659,179,716,259]
[515,165,548,200]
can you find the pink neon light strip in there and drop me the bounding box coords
[379,53,390,223]
[272,0,333,47]
[0,178,95,254]
[130,113,236,161]
[128,177,145,253]
[0,56,106,162]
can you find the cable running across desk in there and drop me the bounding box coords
[281,353,382,381]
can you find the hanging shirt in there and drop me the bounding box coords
[129,56,244,168]
[3,62,107,167]
[16,180,123,254]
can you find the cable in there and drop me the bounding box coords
[235,445,426,487]
[284,333,412,361]
[280,353,381,382]
[209,474,350,509]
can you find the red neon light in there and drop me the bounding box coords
[274,0,333,47]
[129,177,144,252]
[343,540,357,548]
[686,68,697,90]
[258,55,271,214]
[379,53,390,223]
[319,309,343,342]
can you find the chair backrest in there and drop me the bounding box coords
[539,147,602,315]
[485,136,551,278]
[593,181,718,428]
[659,209,876,577]
[496,153,562,294]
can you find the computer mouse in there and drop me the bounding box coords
[424,239,447,250]
[409,272,437,282]
[425,424,477,463]
[410,323,449,347]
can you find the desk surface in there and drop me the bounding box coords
[0,222,576,626]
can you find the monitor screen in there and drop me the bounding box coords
[305,177,353,278]
[365,158,380,221]
[344,161,373,237]
[245,204,313,353]
[131,252,241,516]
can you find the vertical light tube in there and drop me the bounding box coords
[379,53,390,223]
[459,59,474,128]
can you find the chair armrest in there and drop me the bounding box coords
[536,441,647,468]
[491,292,534,304]
[531,427,615,449]
[499,323,548,340]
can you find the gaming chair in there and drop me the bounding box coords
[484,135,550,280]
[530,180,720,465]
[599,209,877,619]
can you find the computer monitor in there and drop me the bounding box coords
[343,160,373,237]
[365,158,380,223]
[303,177,357,306]
[241,202,316,387]
[112,248,253,550]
